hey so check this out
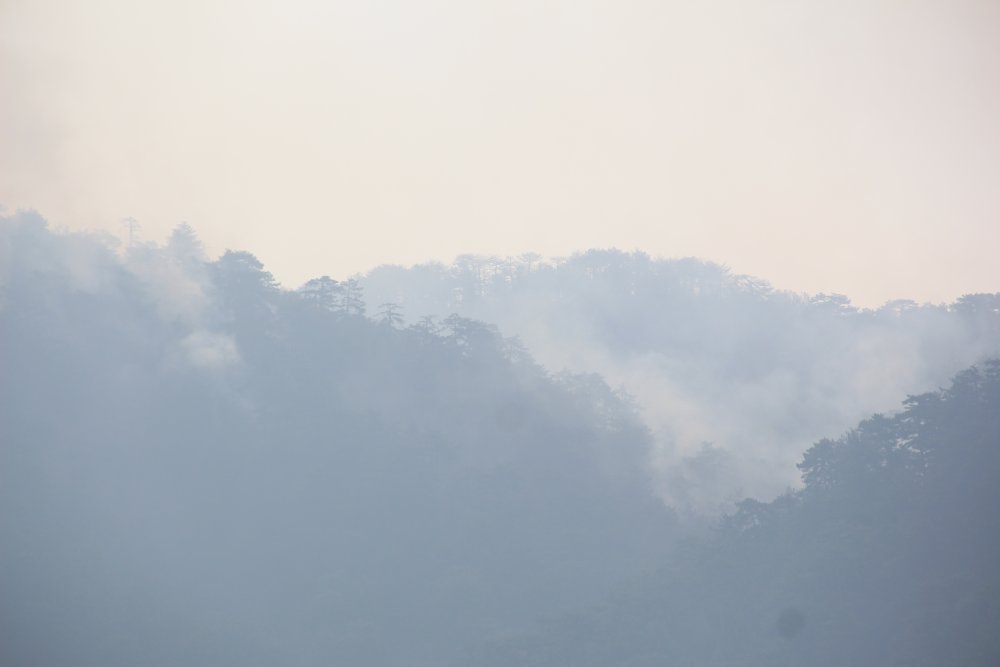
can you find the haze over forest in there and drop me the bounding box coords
[3,0,1000,663]
[2,211,999,666]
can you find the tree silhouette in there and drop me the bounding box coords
[377,302,404,328]
[341,278,366,316]
[166,222,205,262]
[299,276,343,311]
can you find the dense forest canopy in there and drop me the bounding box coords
[1,211,998,666]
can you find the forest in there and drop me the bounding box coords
[361,251,1000,512]
[1,211,999,666]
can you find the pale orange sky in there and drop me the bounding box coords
[2,0,999,306]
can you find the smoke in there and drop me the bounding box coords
[0,209,120,295]
[0,210,239,373]
[360,251,1000,514]
[175,330,239,370]
[4,214,997,514]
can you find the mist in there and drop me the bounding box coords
[2,212,999,666]
[1,213,674,666]
[5,0,1000,661]
[360,251,1000,512]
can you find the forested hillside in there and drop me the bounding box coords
[362,252,1000,510]
[0,214,674,666]
[465,361,1000,667]
[1,213,998,667]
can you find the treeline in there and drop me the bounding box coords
[361,250,1000,511]
[1,212,998,667]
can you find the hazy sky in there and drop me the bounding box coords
[2,0,998,306]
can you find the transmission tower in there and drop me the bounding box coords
[122,217,140,249]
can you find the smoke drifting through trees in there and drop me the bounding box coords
[360,251,1000,512]
[0,213,672,666]
[1,212,998,666]
[464,361,1000,667]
